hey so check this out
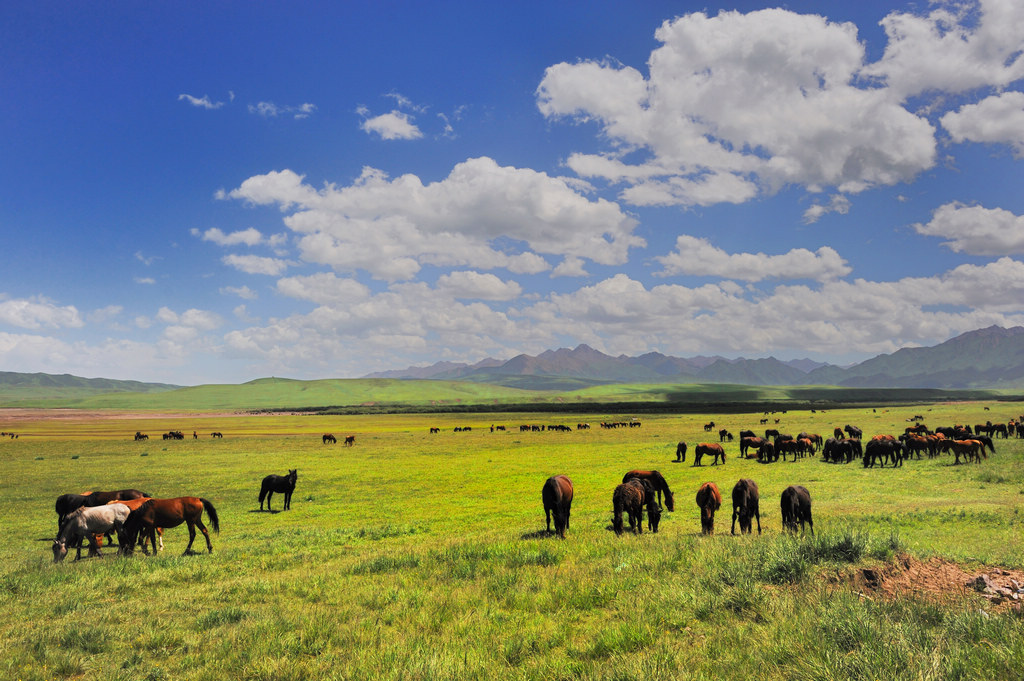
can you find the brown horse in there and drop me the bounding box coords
[692,443,725,466]
[675,441,687,462]
[541,475,574,538]
[781,485,813,536]
[730,479,761,535]
[124,497,220,555]
[695,482,722,535]
[81,489,151,507]
[610,481,643,532]
[106,498,163,553]
[622,470,674,511]
[950,439,984,464]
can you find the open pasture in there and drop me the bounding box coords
[2,402,1024,679]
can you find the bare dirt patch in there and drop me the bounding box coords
[851,553,1024,611]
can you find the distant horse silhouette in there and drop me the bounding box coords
[692,442,725,466]
[323,434,336,444]
[344,435,356,446]
[541,475,574,538]
[259,469,297,511]
[134,431,148,441]
[53,503,131,562]
[675,441,687,462]
[781,485,813,536]
[124,497,220,555]
[731,479,761,535]
[622,470,674,511]
[696,482,722,535]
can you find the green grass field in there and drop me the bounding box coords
[2,402,1023,679]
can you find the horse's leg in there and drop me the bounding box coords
[183,521,198,555]
[196,519,213,553]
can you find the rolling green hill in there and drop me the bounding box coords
[0,371,179,401]
[0,375,1011,413]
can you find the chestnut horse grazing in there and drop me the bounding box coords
[53,503,131,562]
[622,470,675,511]
[781,485,814,536]
[695,482,722,535]
[730,479,761,535]
[124,497,220,555]
[259,469,297,511]
[541,475,574,538]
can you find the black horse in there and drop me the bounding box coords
[259,469,297,511]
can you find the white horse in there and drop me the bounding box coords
[52,503,131,562]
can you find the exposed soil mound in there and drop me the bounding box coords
[852,554,1024,611]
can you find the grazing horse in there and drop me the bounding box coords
[740,436,763,458]
[106,498,163,553]
[950,440,984,465]
[322,433,337,444]
[622,470,675,511]
[82,489,150,507]
[757,441,776,463]
[703,421,715,432]
[541,475,574,539]
[695,482,722,535]
[134,431,148,441]
[259,469,297,511]
[844,425,863,439]
[53,504,131,562]
[675,441,687,462]
[781,486,814,536]
[692,442,725,466]
[344,435,356,446]
[124,497,220,555]
[731,479,761,535]
[55,493,92,536]
[612,482,645,535]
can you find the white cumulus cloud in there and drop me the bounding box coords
[913,202,1024,255]
[941,91,1024,156]
[655,236,852,282]
[360,110,423,140]
[537,8,937,207]
[223,157,642,282]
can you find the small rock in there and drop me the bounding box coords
[971,574,996,592]
[998,587,1014,597]
[1010,579,1020,590]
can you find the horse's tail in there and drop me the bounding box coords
[201,499,220,533]
[258,483,268,505]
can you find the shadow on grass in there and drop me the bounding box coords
[520,529,556,540]
[249,509,280,514]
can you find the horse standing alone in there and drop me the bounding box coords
[259,469,298,511]
[541,475,574,538]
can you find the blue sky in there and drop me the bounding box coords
[3,1,1024,385]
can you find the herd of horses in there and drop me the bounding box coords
[322,434,355,445]
[52,489,219,562]
[543,469,813,539]
[51,466,300,563]
[59,412,1016,561]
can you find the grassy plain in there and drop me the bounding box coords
[1,401,1023,679]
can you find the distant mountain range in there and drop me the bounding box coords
[365,326,1024,390]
